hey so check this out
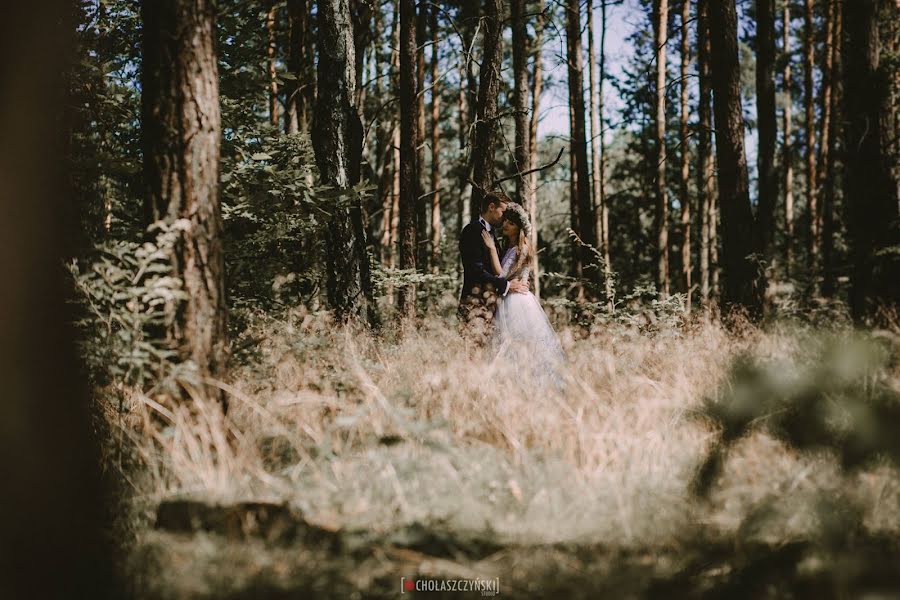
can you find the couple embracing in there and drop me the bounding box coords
[457,191,565,386]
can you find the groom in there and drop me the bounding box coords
[458,191,529,338]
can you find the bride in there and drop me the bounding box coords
[480,202,565,386]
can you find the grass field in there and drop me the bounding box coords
[104,305,900,598]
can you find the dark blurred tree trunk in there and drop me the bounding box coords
[698,0,713,306]
[756,0,777,265]
[653,0,670,298]
[0,3,114,597]
[267,4,279,128]
[566,0,597,291]
[312,0,375,324]
[415,1,428,270]
[398,0,419,318]
[820,0,840,296]
[679,0,691,311]
[598,0,611,306]
[429,6,442,272]
[142,0,228,389]
[512,0,531,205]
[469,0,504,218]
[529,0,544,298]
[804,0,818,269]
[708,0,766,316]
[285,0,309,134]
[782,0,795,276]
[842,0,900,322]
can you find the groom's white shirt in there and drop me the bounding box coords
[479,216,510,297]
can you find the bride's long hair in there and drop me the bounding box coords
[502,203,533,280]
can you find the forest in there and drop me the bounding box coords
[1,0,899,597]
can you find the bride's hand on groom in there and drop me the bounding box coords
[508,279,529,294]
[481,230,497,253]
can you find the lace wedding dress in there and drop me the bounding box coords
[493,248,565,387]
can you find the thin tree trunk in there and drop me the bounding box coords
[757,0,777,265]
[512,0,532,205]
[415,2,428,270]
[468,0,504,217]
[842,0,900,321]
[285,0,308,134]
[398,0,419,318]
[599,0,611,307]
[429,6,442,272]
[821,0,841,296]
[804,0,818,268]
[588,0,602,247]
[529,0,544,299]
[708,0,765,316]
[698,0,712,306]
[141,0,228,388]
[566,0,597,290]
[679,0,691,311]
[312,0,374,324]
[267,4,279,128]
[654,0,670,298]
[783,0,795,275]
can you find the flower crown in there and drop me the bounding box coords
[504,202,532,238]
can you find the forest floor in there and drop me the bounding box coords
[103,302,900,599]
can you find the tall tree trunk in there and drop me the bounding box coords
[588,0,601,245]
[756,0,777,265]
[653,0,670,298]
[267,4,279,128]
[783,0,795,275]
[141,0,228,388]
[512,0,532,205]
[468,0,504,217]
[566,0,597,289]
[1,2,114,595]
[529,0,544,299]
[312,0,374,324]
[415,2,428,270]
[398,0,419,318]
[598,0,611,306]
[819,0,841,296]
[842,0,900,321]
[679,0,691,311]
[698,0,713,307]
[285,0,309,134]
[804,0,818,268]
[429,6,442,272]
[708,0,766,316]
[821,0,841,296]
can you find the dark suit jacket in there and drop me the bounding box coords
[458,218,509,302]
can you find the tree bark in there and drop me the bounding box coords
[679,0,691,311]
[756,0,777,264]
[598,0,611,306]
[529,0,545,299]
[398,0,419,318]
[708,0,765,316]
[312,0,374,324]
[468,0,505,218]
[512,0,532,205]
[804,0,818,267]
[429,6,442,272]
[782,0,795,275]
[141,0,228,387]
[566,0,597,288]
[842,0,900,321]
[653,0,670,298]
[698,0,712,306]
[415,1,428,270]
[820,0,840,296]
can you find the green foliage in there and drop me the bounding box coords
[67,221,188,388]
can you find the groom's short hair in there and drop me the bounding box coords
[480,191,509,212]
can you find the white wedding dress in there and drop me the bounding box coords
[492,248,565,387]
